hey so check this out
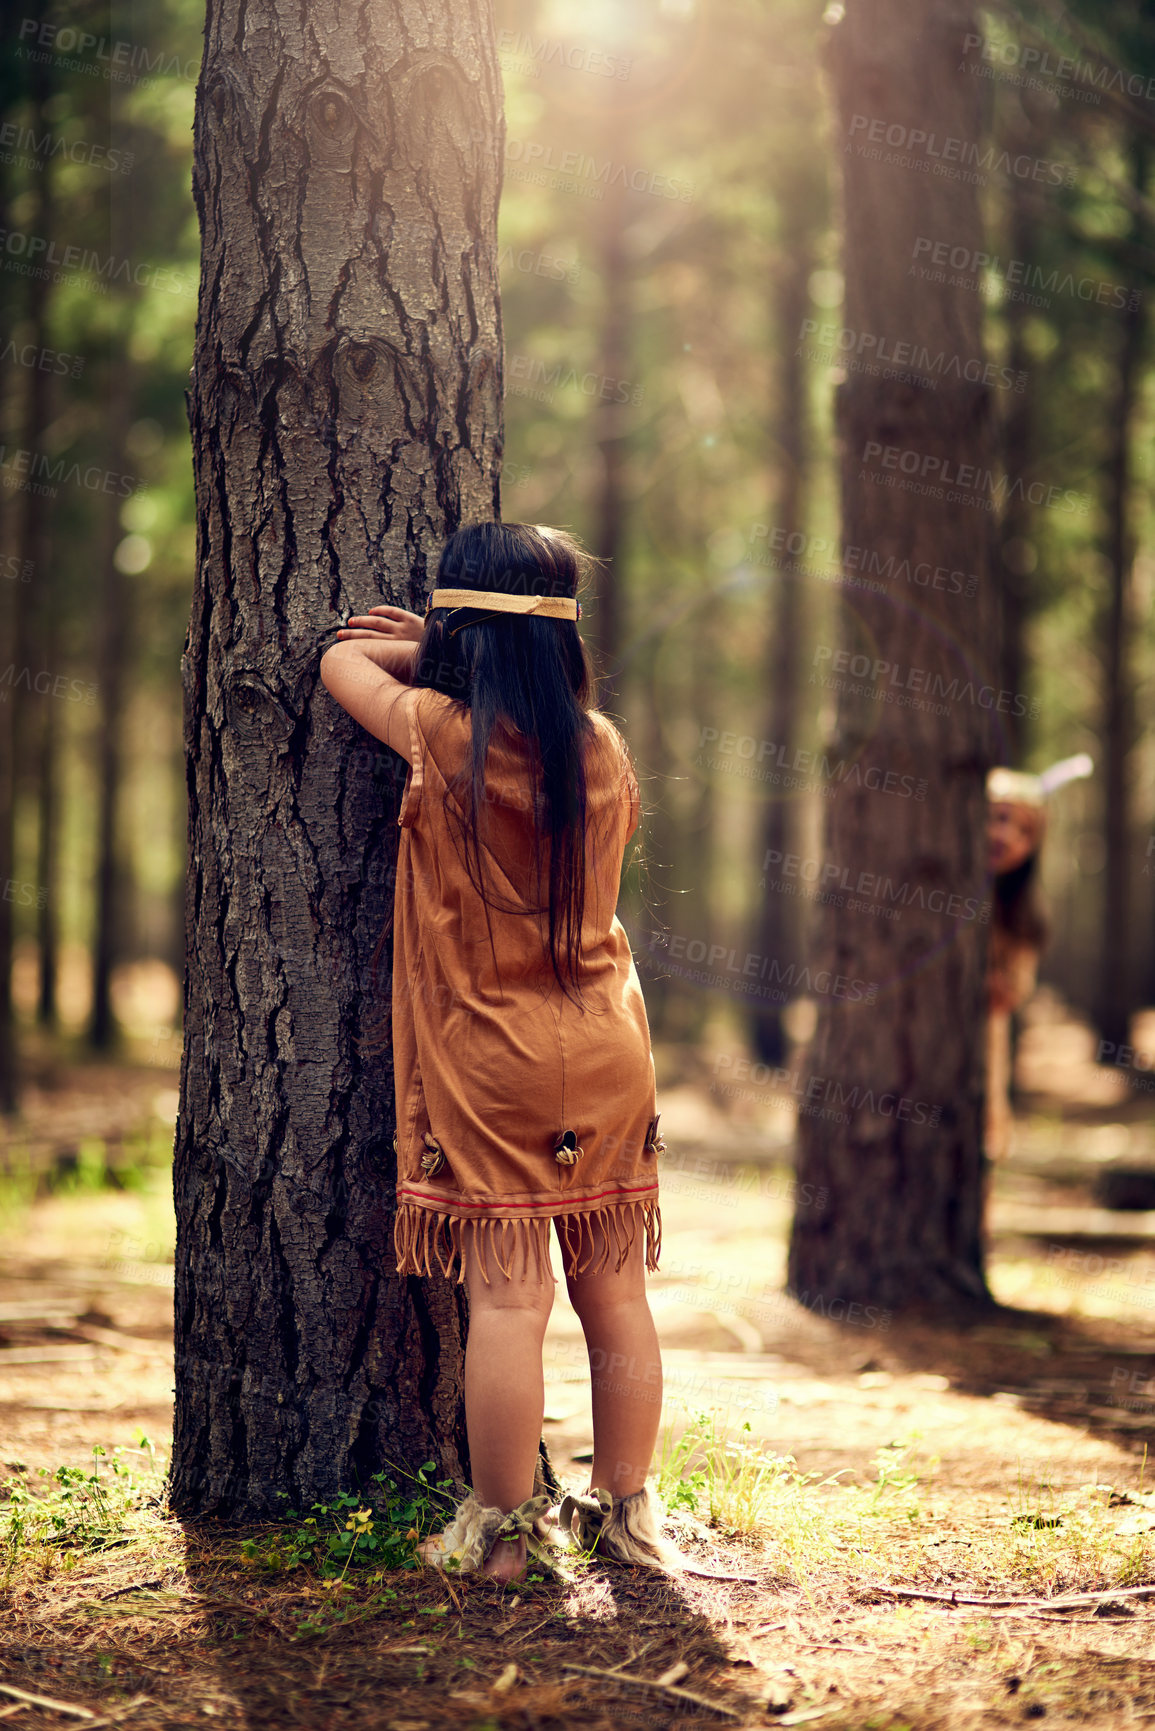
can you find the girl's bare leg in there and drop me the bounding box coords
[564,1223,662,1498]
[462,1231,555,1582]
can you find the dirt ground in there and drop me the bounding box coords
[3,995,1155,1729]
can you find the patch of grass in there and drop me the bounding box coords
[990,1475,1153,1594]
[1,1436,168,1584]
[655,1413,1155,1601]
[864,1436,936,1514]
[655,1408,843,1545]
[0,1145,43,1227]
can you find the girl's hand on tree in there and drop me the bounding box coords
[337,605,425,644]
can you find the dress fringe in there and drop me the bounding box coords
[394,1197,662,1284]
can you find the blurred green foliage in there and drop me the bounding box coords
[2,0,1153,1054]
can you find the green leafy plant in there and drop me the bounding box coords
[238,1461,457,1578]
[655,1419,710,1513]
[865,1437,938,1516]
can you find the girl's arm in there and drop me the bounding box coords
[319,606,425,761]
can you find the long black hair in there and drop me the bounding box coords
[399,522,604,1005]
[994,852,1048,949]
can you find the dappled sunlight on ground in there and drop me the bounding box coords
[3,994,1155,1726]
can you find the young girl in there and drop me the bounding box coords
[320,522,670,1583]
[984,755,1092,1160]
[985,769,1049,1162]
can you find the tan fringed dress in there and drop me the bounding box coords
[391,687,662,1284]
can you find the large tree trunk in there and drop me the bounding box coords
[788,0,998,1311]
[1097,140,1147,1054]
[171,0,503,1518]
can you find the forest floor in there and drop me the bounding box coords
[3,987,1155,1728]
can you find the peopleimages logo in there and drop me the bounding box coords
[16,19,198,83]
[747,524,979,600]
[497,244,581,286]
[847,113,1074,187]
[712,1054,943,1126]
[761,847,990,924]
[503,138,694,202]
[910,237,1139,312]
[643,929,879,1004]
[0,227,193,296]
[507,352,644,407]
[695,726,928,800]
[0,665,97,704]
[811,644,1039,720]
[0,444,142,500]
[0,122,133,174]
[2,877,49,907]
[959,31,1155,107]
[0,339,85,378]
[860,440,1090,518]
[798,318,1026,392]
[497,30,634,80]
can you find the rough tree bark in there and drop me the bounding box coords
[788,0,999,1310]
[170,0,503,1516]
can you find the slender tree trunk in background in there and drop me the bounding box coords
[591,102,630,705]
[993,178,1036,767]
[1097,140,1147,1054]
[751,188,812,1067]
[34,686,59,1028]
[0,141,19,1110]
[21,53,56,1030]
[629,650,668,1033]
[0,373,16,1108]
[788,0,998,1310]
[669,614,716,1044]
[89,59,134,1053]
[0,6,50,1105]
[171,0,503,1516]
[88,386,132,1051]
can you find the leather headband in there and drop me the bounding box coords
[427,587,579,620]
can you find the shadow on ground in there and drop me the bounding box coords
[157,1536,765,1730]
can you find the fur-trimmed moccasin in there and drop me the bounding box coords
[557,1482,682,1570]
[418,1492,552,1575]
[558,1482,759,1581]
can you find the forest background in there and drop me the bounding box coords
[3,6,1155,1723]
[0,0,1153,1127]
